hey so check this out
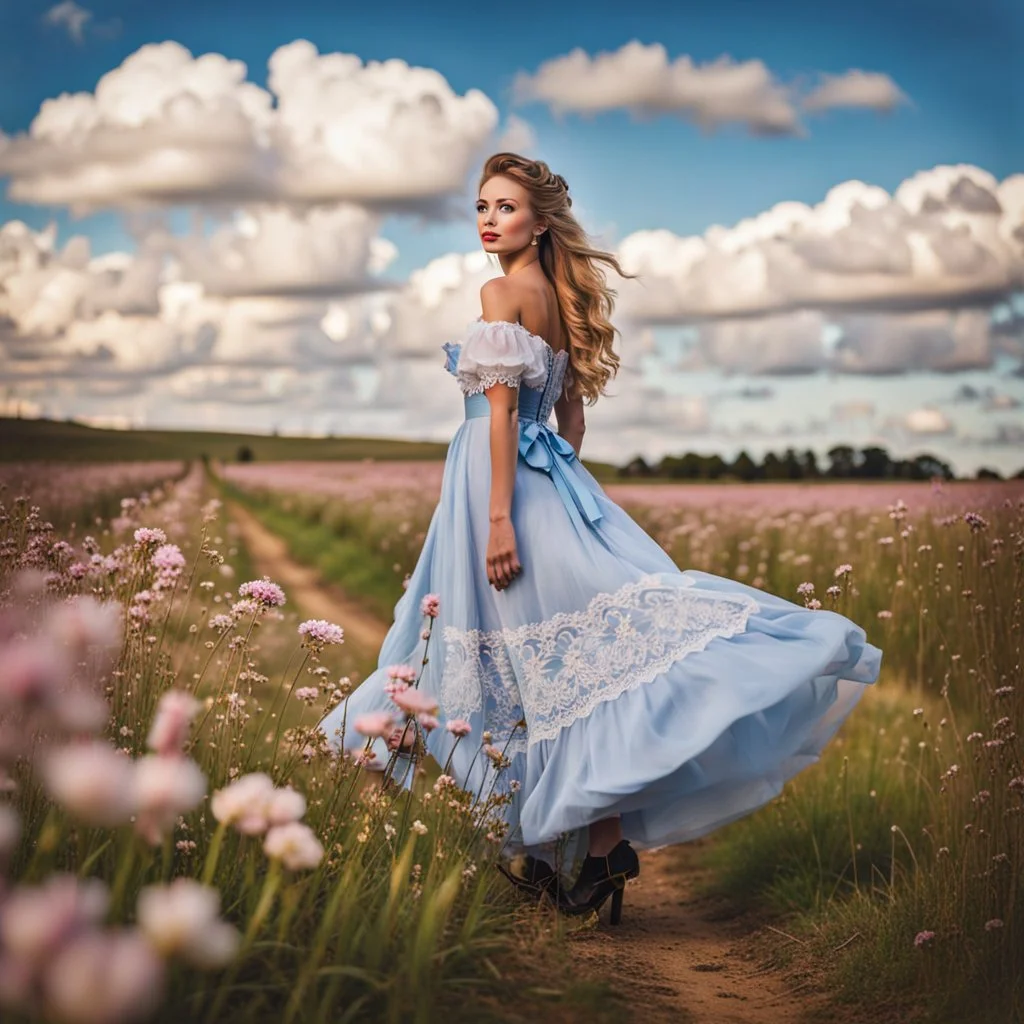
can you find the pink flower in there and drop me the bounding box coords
[294,687,319,704]
[46,596,123,656]
[266,786,307,826]
[914,930,935,947]
[237,577,286,608]
[133,527,167,548]
[417,712,440,732]
[984,918,1004,931]
[297,619,345,647]
[146,689,201,758]
[0,638,68,708]
[263,822,324,871]
[386,664,418,684]
[391,688,439,716]
[133,755,207,845]
[136,878,239,968]
[41,742,136,827]
[151,544,185,574]
[420,593,441,618]
[210,773,276,835]
[0,874,109,964]
[353,711,395,739]
[446,719,472,737]
[42,927,166,1024]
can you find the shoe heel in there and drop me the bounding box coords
[608,882,624,925]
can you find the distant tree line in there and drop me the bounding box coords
[615,445,1024,482]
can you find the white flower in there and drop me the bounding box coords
[136,879,240,968]
[411,820,428,835]
[46,596,123,657]
[0,874,108,964]
[133,756,207,846]
[42,742,136,827]
[263,822,324,871]
[146,690,202,758]
[210,773,276,835]
[266,786,306,826]
[41,927,165,1024]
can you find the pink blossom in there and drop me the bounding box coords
[391,688,439,716]
[211,772,276,834]
[42,927,166,1024]
[208,614,234,632]
[136,879,240,968]
[0,874,109,964]
[133,527,167,547]
[147,690,201,758]
[417,712,440,732]
[46,596,122,656]
[445,718,472,737]
[294,687,319,703]
[266,786,307,826]
[133,755,207,846]
[914,930,935,947]
[297,619,345,646]
[984,918,1004,931]
[0,638,68,708]
[353,711,394,739]
[420,593,441,618]
[152,543,185,573]
[41,742,136,826]
[237,577,286,608]
[263,822,324,871]
[386,664,418,684]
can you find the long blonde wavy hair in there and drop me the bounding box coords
[478,152,636,406]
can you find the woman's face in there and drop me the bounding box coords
[477,175,543,255]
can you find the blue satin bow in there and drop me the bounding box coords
[518,420,604,535]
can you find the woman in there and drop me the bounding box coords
[317,152,882,925]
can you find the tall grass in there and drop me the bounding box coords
[0,468,607,1024]
[623,495,1022,1022]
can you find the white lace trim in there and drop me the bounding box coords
[454,319,549,397]
[440,573,759,750]
[461,370,526,396]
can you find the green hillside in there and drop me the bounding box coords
[0,416,621,478]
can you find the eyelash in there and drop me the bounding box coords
[477,203,514,213]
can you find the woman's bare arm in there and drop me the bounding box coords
[479,277,522,590]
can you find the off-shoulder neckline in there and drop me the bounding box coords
[472,317,568,359]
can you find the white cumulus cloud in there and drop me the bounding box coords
[0,40,502,214]
[513,41,906,135]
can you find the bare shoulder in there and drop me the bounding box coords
[479,276,520,322]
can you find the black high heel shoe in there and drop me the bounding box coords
[557,839,639,924]
[496,854,561,903]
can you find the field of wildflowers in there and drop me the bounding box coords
[219,462,1022,1022]
[0,466,605,1024]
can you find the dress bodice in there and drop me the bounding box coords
[442,319,571,423]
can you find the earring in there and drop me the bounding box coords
[531,235,538,246]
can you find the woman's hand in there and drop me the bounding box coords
[486,515,522,591]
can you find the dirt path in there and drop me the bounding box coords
[565,842,827,1024]
[226,498,389,670]
[227,497,825,1024]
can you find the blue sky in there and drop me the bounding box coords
[2,0,1020,269]
[0,0,1021,473]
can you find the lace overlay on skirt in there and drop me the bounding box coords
[441,573,760,752]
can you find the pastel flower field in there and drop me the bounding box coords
[0,466,577,1024]
[218,461,1023,1022]
[0,459,1020,1022]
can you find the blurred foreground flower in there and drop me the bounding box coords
[136,879,240,968]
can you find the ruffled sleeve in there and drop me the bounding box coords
[454,320,549,397]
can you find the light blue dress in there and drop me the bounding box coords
[316,318,882,870]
